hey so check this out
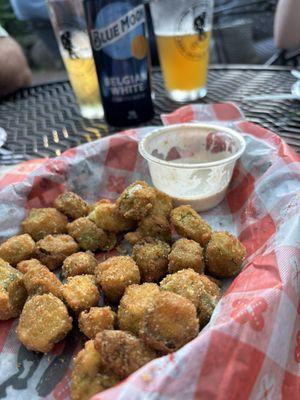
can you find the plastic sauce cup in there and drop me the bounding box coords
[139,123,246,212]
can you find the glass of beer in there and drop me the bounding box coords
[150,0,213,102]
[47,0,104,119]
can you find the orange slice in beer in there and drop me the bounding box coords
[131,35,148,60]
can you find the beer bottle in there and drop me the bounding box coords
[84,0,154,127]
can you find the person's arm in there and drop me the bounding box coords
[274,0,300,49]
[0,33,32,97]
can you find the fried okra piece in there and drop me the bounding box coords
[16,293,72,353]
[71,340,119,400]
[54,192,89,220]
[94,330,157,379]
[35,234,79,270]
[132,239,170,282]
[205,231,246,278]
[196,275,221,327]
[95,256,140,303]
[88,198,111,213]
[151,189,173,217]
[0,259,27,320]
[116,180,157,220]
[78,307,116,339]
[0,234,35,267]
[63,275,100,313]
[125,189,173,245]
[170,205,212,247]
[160,269,221,327]
[21,208,68,241]
[100,231,117,252]
[118,283,159,336]
[23,264,63,299]
[125,214,172,245]
[89,201,135,232]
[17,258,45,274]
[168,238,204,274]
[140,291,199,354]
[67,218,116,252]
[62,251,97,278]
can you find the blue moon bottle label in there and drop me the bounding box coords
[84,0,154,127]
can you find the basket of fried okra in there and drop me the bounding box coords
[0,181,246,400]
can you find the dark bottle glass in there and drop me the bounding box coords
[84,0,154,127]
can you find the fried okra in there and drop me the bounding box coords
[79,306,116,339]
[88,198,111,213]
[17,258,44,274]
[62,252,97,278]
[0,259,27,320]
[95,256,140,303]
[63,275,100,313]
[125,214,172,245]
[205,231,246,278]
[67,217,116,252]
[23,264,63,299]
[196,274,221,327]
[160,269,202,308]
[71,340,119,400]
[123,188,173,245]
[54,192,89,220]
[124,187,173,245]
[0,234,35,266]
[171,205,212,247]
[168,238,204,274]
[116,180,156,220]
[151,189,173,217]
[89,201,135,232]
[35,234,79,270]
[22,208,68,241]
[118,283,159,336]
[94,330,157,379]
[132,239,170,282]
[160,269,221,327]
[16,293,72,353]
[140,291,199,353]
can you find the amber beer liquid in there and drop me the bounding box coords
[62,36,103,119]
[156,32,211,92]
[47,0,104,119]
[150,0,213,102]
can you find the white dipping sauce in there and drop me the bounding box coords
[139,123,246,212]
[172,186,228,212]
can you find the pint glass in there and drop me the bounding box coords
[47,0,104,119]
[150,0,213,102]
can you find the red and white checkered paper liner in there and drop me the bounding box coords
[0,103,299,400]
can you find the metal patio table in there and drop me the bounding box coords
[0,65,299,165]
